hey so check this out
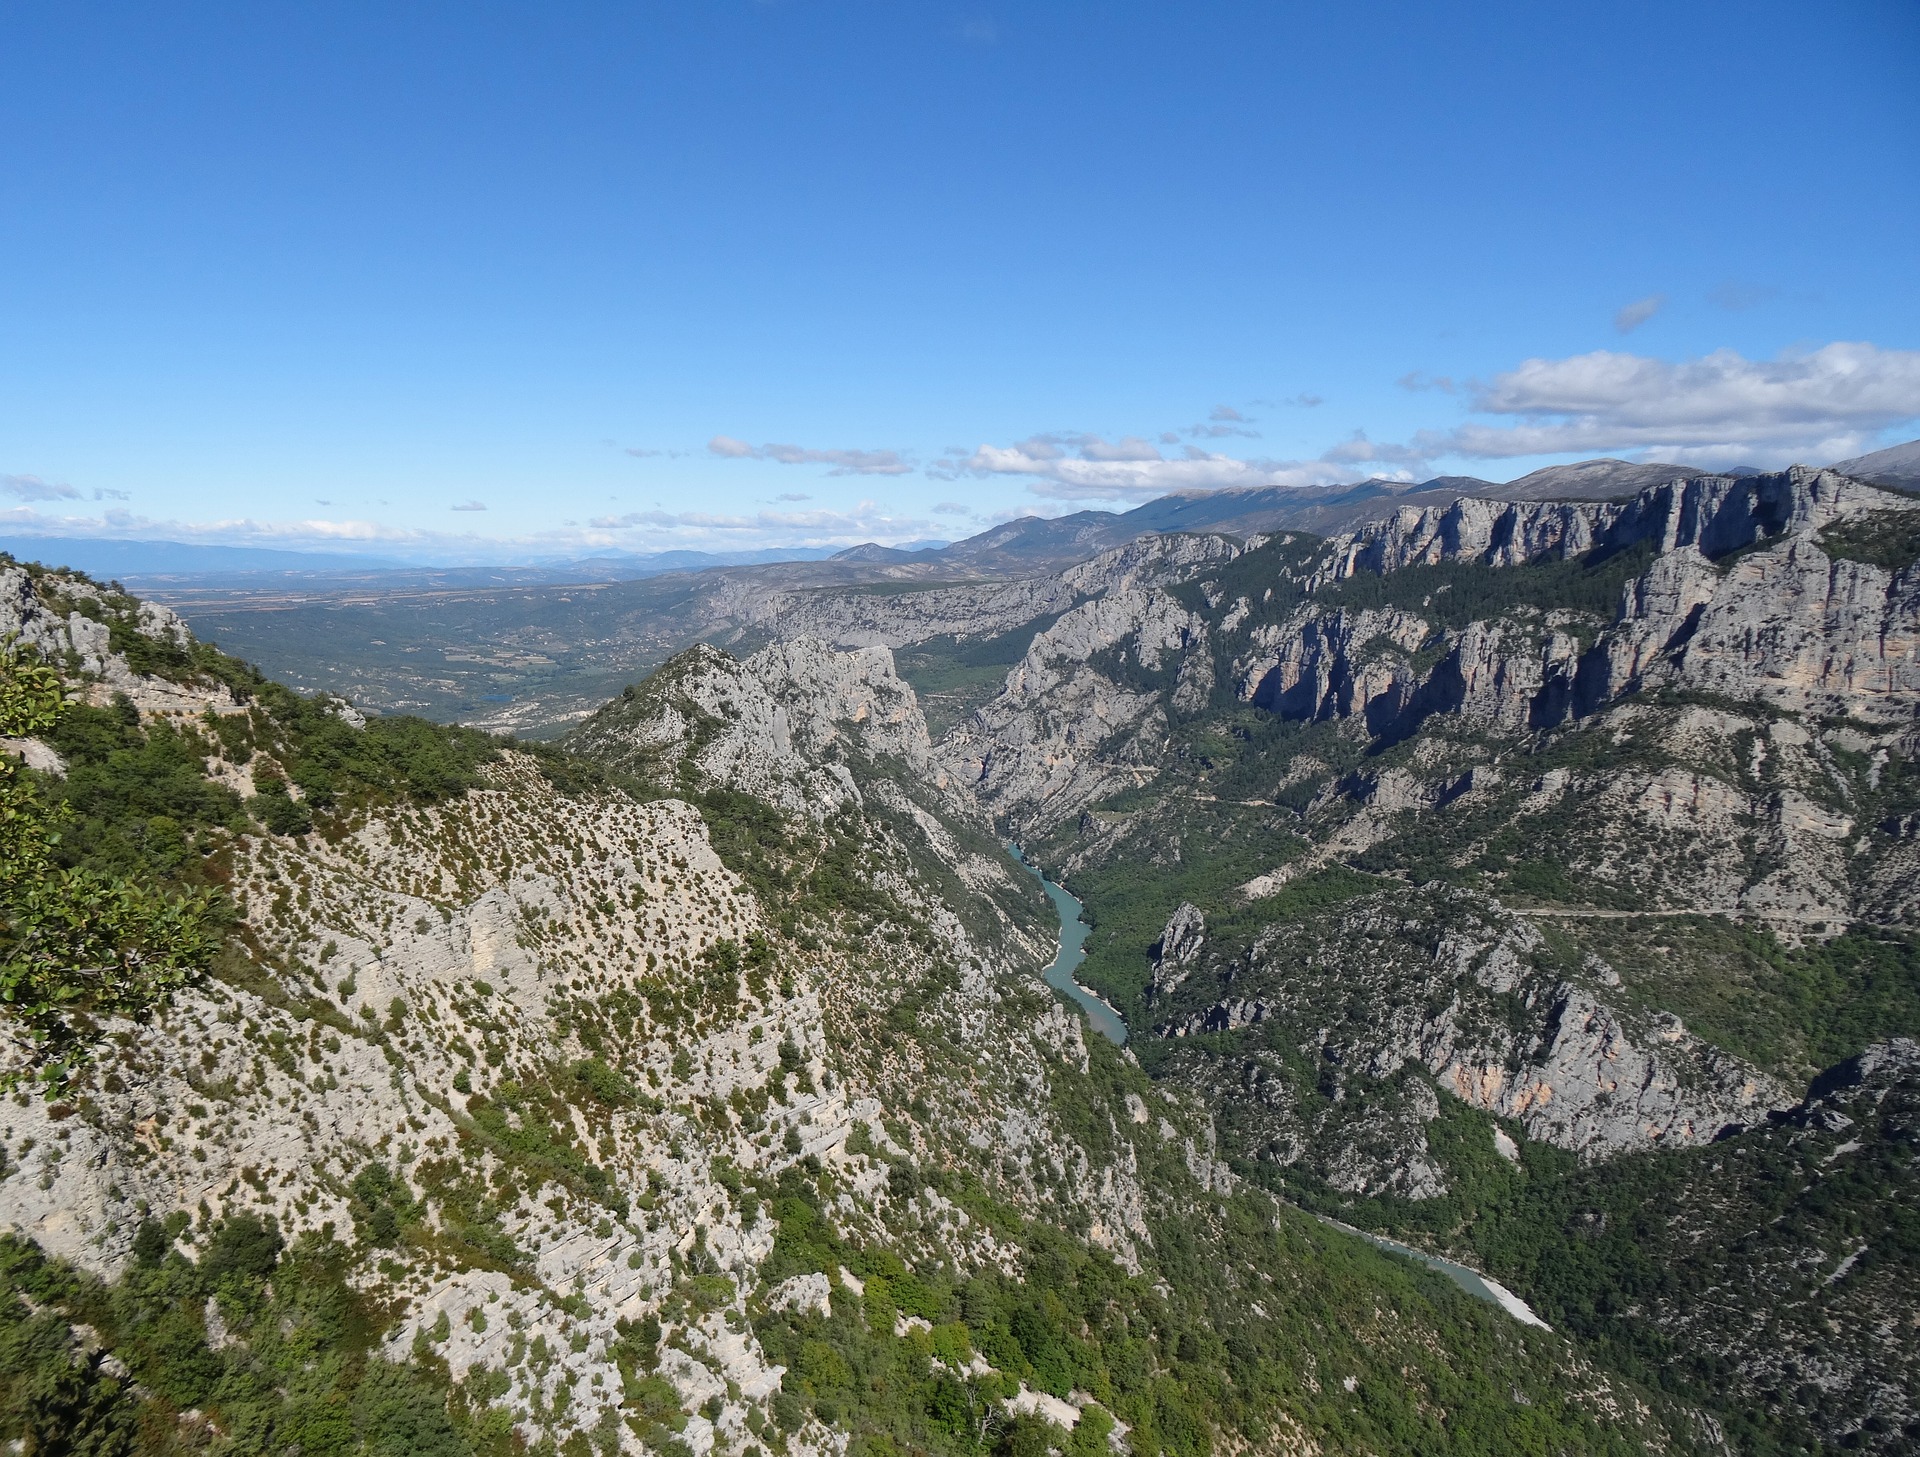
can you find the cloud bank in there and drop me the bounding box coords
[0,497,946,565]
[947,343,1920,503]
[938,433,1365,501]
[1425,341,1920,465]
[709,435,912,476]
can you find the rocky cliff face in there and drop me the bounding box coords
[1228,468,1920,750]
[1152,887,1791,1198]
[1329,465,1881,578]
[894,468,1920,843]
[935,535,1243,832]
[569,637,942,819]
[0,562,242,719]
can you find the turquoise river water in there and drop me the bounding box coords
[1006,845,1127,1045]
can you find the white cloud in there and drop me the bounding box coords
[3,474,80,502]
[945,436,1352,501]
[939,337,1920,502]
[1080,435,1164,462]
[1614,294,1666,334]
[708,435,912,476]
[1423,342,1920,465]
[451,500,488,512]
[0,505,458,551]
[1321,431,1428,471]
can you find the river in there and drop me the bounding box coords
[1005,845,1128,1045]
[1007,844,1549,1328]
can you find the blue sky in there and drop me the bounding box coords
[3,0,1918,562]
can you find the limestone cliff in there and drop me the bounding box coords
[1154,887,1791,1194]
[568,638,940,819]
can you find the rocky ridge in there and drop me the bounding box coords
[567,638,943,819]
[0,600,1166,1454]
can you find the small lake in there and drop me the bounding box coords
[1006,845,1128,1045]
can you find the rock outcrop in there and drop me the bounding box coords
[1155,888,1791,1193]
[937,536,1242,830]
[1147,903,1206,1000]
[570,637,939,818]
[1331,465,1890,578]
[1234,468,1920,747]
[0,562,242,718]
[0,584,1193,1455]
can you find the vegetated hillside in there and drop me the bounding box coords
[0,558,1713,1456]
[886,467,1920,1452]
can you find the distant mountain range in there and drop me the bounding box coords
[1831,438,1920,491]
[5,446,1907,589]
[826,456,1775,574]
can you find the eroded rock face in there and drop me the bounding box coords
[1617,536,1920,721]
[1155,888,1792,1193]
[1148,903,1206,1000]
[1242,468,1920,744]
[571,637,939,818]
[930,468,1919,843]
[919,470,1904,849]
[1333,466,1888,578]
[0,564,242,719]
[937,537,1241,830]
